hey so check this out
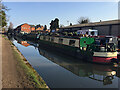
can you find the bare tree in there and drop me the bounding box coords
[1,2,10,28]
[7,22,13,33]
[77,17,90,24]
[2,4,9,11]
[9,22,13,30]
[67,20,69,25]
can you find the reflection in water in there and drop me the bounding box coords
[9,35,119,88]
[20,41,30,47]
[14,36,39,48]
[38,46,116,85]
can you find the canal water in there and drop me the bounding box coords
[9,36,120,88]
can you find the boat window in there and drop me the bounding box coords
[69,40,75,46]
[59,38,63,44]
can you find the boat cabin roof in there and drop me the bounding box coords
[77,29,98,32]
[77,29,98,36]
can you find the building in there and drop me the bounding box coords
[30,25,35,31]
[15,23,54,34]
[36,26,44,31]
[15,23,31,34]
[15,23,37,34]
[59,20,120,37]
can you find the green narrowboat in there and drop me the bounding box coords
[38,35,118,64]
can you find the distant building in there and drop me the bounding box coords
[15,23,38,34]
[30,25,35,31]
[15,23,50,34]
[36,26,44,31]
[15,23,31,34]
[59,20,120,37]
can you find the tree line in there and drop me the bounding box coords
[50,18,59,32]
[1,3,9,28]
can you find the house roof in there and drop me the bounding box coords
[15,23,29,29]
[60,19,120,29]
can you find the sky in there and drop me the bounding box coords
[3,2,118,29]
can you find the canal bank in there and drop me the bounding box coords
[10,35,119,88]
[2,34,49,89]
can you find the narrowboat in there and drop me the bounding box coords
[38,30,118,64]
[117,36,120,60]
[15,32,24,37]
[23,31,42,40]
[25,33,39,40]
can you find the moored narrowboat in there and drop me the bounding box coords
[117,36,120,60]
[38,31,118,64]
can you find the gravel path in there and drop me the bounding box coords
[0,34,2,90]
[2,35,34,88]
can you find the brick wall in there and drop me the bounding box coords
[31,27,35,31]
[21,24,31,33]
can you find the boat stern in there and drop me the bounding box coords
[93,52,118,64]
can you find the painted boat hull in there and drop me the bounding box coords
[38,39,117,64]
[93,56,117,64]
[93,52,118,64]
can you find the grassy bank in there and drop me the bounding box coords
[2,35,49,89]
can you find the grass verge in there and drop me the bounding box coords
[2,34,49,89]
[13,50,49,88]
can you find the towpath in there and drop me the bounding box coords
[2,35,34,88]
[0,34,2,90]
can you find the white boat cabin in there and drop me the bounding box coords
[40,36,80,48]
[77,29,98,36]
